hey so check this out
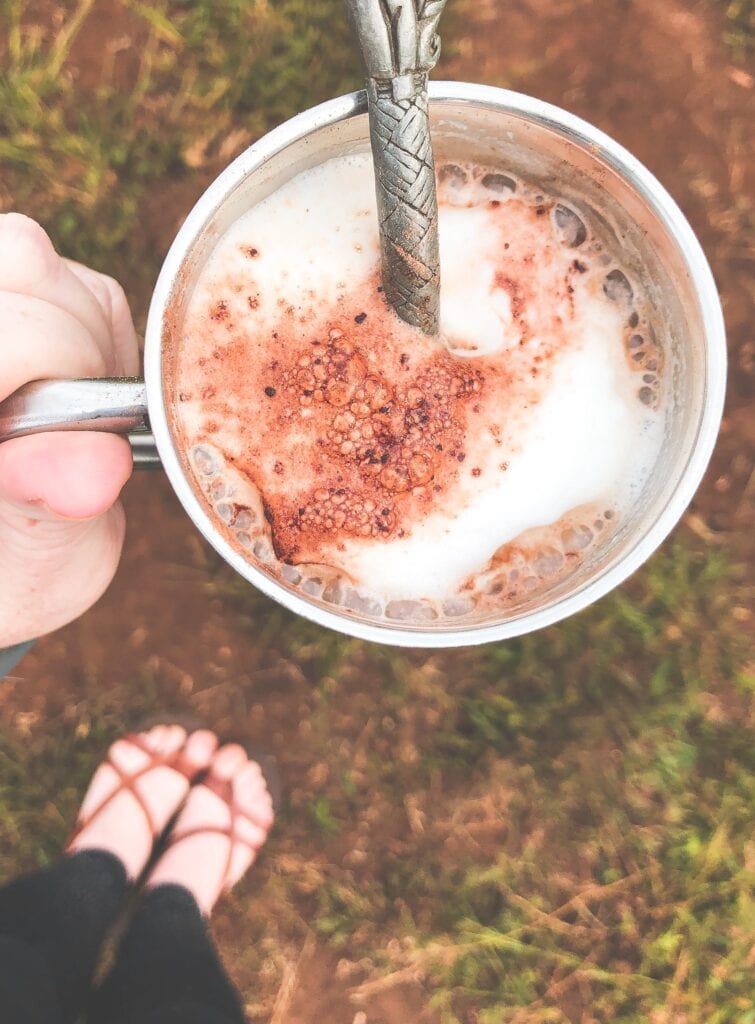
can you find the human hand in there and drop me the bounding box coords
[0,214,139,647]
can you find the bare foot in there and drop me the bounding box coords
[67,726,218,880]
[145,743,275,915]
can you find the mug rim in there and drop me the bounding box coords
[144,82,726,648]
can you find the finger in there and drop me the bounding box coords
[0,291,108,401]
[0,432,131,644]
[0,432,132,520]
[0,214,115,359]
[65,260,141,376]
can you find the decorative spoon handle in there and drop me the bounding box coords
[345,0,448,335]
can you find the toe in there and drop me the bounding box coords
[226,844,256,889]
[145,724,169,751]
[147,724,187,757]
[110,738,151,774]
[161,725,188,758]
[234,813,268,848]
[212,743,247,780]
[183,729,218,774]
[235,760,265,795]
[77,763,120,823]
[134,765,190,829]
[234,763,275,831]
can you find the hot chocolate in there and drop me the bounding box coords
[167,154,664,621]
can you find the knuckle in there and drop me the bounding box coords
[0,213,59,287]
[79,266,115,320]
[99,272,130,316]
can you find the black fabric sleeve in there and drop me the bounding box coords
[0,640,35,679]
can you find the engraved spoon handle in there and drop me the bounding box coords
[345,0,448,335]
[0,378,161,468]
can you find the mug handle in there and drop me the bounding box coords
[0,378,160,468]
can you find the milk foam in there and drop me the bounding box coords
[326,322,640,601]
[171,154,665,614]
[440,204,522,356]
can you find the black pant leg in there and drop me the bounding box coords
[139,1009,241,1024]
[90,885,245,1024]
[0,850,128,1024]
[0,935,62,1024]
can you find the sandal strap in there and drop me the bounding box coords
[70,734,187,845]
[201,770,272,833]
[130,732,201,784]
[162,824,237,898]
[162,779,271,896]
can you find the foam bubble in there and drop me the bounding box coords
[386,599,439,622]
[481,172,517,195]
[192,445,218,476]
[553,204,587,247]
[604,268,634,304]
[438,163,468,188]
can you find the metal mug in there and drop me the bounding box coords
[0,83,727,647]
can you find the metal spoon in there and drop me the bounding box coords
[345,0,448,335]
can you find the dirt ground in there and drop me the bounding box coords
[2,1,753,1021]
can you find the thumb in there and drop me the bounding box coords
[0,432,132,520]
[0,433,132,646]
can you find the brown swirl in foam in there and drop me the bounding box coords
[178,279,521,564]
[187,439,612,622]
[266,342,490,560]
[439,163,664,410]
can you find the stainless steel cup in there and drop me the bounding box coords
[0,83,727,647]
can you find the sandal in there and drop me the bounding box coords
[67,725,218,881]
[145,742,276,915]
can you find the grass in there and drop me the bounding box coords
[203,541,753,1023]
[723,0,754,60]
[0,0,361,290]
[0,2,753,1022]
[2,538,752,1022]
